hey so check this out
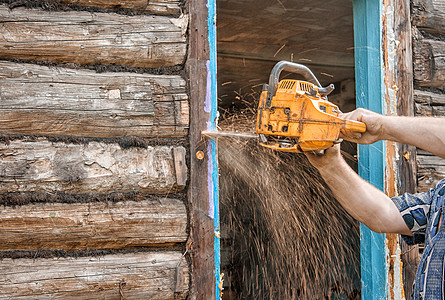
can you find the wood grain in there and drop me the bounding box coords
[187,0,216,298]
[0,5,187,68]
[391,0,418,296]
[417,149,445,192]
[0,198,187,251]
[58,0,181,16]
[414,89,445,106]
[413,35,445,87]
[0,252,189,299]
[0,61,188,138]
[412,0,445,35]
[0,139,187,194]
[415,89,445,116]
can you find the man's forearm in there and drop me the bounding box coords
[317,157,411,235]
[382,116,445,159]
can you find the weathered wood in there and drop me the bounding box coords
[58,0,181,16]
[414,89,445,116]
[415,89,445,192]
[0,139,187,194]
[392,0,418,296]
[187,0,216,298]
[413,33,445,87]
[414,89,445,106]
[173,147,187,187]
[417,149,445,192]
[412,0,445,35]
[415,102,445,116]
[0,252,189,299]
[414,89,445,191]
[0,61,188,138]
[0,6,187,68]
[0,198,187,251]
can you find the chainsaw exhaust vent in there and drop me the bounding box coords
[297,81,313,93]
[278,80,296,91]
[278,80,315,94]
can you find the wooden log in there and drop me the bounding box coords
[415,88,445,192]
[0,198,187,251]
[415,102,445,116]
[0,252,189,299]
[412,0,445,35]
[58,0,181,16]
[414,90,445,116]
[414,89,445,105]
[417,149,445,192]
[0,139,187,194]
[413,34,445,87]
[0,6,187,68]
[0,61,188,138]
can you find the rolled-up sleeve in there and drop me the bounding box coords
[391,185,437,245]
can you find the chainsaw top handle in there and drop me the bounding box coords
[265,61,335,108]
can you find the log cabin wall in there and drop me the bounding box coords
[411,0,445,192]
[0,0,191,298]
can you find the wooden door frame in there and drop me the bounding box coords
[187,0,220,299]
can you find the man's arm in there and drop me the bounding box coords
[306,145,412,235]
[340,108,445,159]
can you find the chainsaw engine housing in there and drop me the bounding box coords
[256,79,342,153]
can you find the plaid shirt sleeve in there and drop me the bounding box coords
[391,182,442,245]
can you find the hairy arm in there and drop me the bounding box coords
[306,145,412,235]
[340,108,445,159]
[304,108,444,234]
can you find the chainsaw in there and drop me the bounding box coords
[203,61,366,153]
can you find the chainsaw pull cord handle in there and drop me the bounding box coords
[265,61,333,108]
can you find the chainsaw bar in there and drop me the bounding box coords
[201,130,258,139]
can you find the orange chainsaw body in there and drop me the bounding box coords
[256,75,366,153]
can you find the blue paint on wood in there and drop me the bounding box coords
[206,0,221,298]
[353,0,387,299]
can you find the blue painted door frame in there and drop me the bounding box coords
[206,0,221,298]
[353,0,387,298]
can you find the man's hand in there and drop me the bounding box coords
[340,108,385,144]
[304,144,342,171]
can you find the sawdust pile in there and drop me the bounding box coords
[218,110,360,299]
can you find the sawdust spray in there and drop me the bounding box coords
[218,110,360,299]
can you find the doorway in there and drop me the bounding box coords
[216,0,361,298]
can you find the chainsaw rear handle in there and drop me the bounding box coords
[343,120,367,133]
[265,61,334,108]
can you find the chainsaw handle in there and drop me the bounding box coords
[343,120,367,133]
[266,61,332,108]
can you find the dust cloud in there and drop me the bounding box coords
[218,111,360,299]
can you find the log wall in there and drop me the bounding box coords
[0,0,190,298]
[411,0,445,193]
